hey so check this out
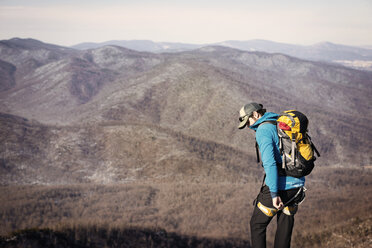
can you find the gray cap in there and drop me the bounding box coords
[238,102,263,129]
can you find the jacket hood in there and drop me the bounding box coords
[249,112,279,131]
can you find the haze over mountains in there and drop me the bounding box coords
[0,37,371,185]
[72,39,372,71]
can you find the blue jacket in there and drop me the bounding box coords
[249,112,305,198]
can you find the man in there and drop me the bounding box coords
[238,102,305,248]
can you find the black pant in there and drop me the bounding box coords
[250,186,301,248]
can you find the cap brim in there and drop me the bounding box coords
[238,116,249,129]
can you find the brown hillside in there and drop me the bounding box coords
[1,40,372,169]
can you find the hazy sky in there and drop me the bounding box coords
[1,0,371,47]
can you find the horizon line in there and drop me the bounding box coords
[2,36,372,49]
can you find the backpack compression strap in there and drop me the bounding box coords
[280,111,308,166]
[307,134,321,157]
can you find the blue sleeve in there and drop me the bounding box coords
[256,125,279,198]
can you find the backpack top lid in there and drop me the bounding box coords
[277,110,309,141]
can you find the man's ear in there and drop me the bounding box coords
[253,111,260,119]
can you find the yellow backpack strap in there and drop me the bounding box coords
[257,202,278,217]
[283,205,298,215]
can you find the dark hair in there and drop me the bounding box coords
[256,108,266,116]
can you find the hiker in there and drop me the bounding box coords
[238,102,305,248]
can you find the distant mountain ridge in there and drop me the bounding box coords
[72,40,200,53]
[72,39,372,70]
[0,38,371,185]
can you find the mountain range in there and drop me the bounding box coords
[0,37,371,185]
[72,39,372,71]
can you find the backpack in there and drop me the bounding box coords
[256,110,320,178]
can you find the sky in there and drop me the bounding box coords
[0,0,371,47]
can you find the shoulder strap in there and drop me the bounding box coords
[255,141,260,163]
[255,121,277,164]
[258,120,277,127]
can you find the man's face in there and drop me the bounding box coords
[248,112,259,127]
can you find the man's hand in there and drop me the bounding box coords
[272,196,284,210]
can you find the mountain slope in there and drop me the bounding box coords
[0,60,16,91]
[0,38,372,185]
[0,112,256,185]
